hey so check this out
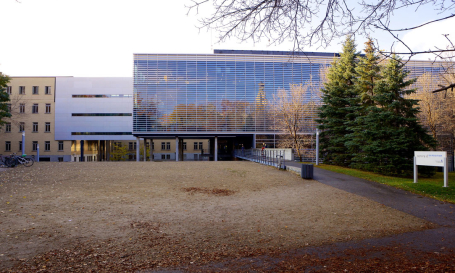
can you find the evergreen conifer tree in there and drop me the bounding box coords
[317,36,359,166]
[352,55,436,176]
[346,38,383,169]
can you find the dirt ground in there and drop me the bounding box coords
[0,162,434,272]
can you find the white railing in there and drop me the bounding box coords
[234,148,289,169]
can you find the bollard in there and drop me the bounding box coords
[301,164,313,179]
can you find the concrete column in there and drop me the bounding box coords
[106,140,111,161]
[150,138,153,161]
[136,137,140,162]
[252,134,256,149]
[80,140,84,162]
[215,136,218,162]
[143,139,147,162]
[175,137,179,161]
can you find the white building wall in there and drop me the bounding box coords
[55,77,136,141]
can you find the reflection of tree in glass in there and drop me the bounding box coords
[254,82,268,132]
[164,103,219,132]
[219,99,249,131]
[134,94,158,131]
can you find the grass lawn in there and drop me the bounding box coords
[315,164,455,204]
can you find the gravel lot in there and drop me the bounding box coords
[0,162,433,272]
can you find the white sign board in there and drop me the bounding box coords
[415,151,446,167]
[414,151,448,187]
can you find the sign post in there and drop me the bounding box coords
[414,151,448,187]
[315,129,319,166]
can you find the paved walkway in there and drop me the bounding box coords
[152,162,455,272]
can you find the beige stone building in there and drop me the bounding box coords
[1,77,71,161]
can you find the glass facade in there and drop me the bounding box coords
[133,53,335,135]
[133,51,444,136]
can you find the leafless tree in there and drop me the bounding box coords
[431,49,455,93]
[187,0,455,58]
[4,92,30,127]
[272,83,319,162]
[409,72,455,151]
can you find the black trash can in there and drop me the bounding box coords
[301,164,313,179]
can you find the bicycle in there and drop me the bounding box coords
[0,154,16,168]
[8,153,34,167]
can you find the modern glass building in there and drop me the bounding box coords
[133,50,445,160]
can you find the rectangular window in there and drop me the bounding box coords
[32,104,38,113]
[32,141,38,151]
[5,122,11,132]
[5,141,11,152]
[45,86,51,95]
[45,104,51,113]
[199,142,203,150]
[161,154,166,160]
[194,142,198,150]
[7,104,11,112]
[20,103,25,113]
[33,122,38,132]
[45,122,50,132]
[58,157,63,162]
[183,142,187,150]
[19,86,25,95]
[18,141,22,151]
[45,141,50,151]
[129,142,133,150]
[161,142,165,150]
[6,86,12,95]
[166,142,171,150]
[32,86,39,95]
[58,141,64,151]
[166,154,170,160]
[19,122,24,132]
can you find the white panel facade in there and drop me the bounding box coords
[55,77,136,141]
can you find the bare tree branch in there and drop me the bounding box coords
[188,0,455,57]
[374,13,455,32]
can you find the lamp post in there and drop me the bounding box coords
[22,132,25,155]
[316,129,319,165]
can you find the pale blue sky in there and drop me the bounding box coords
[1,0,453,77]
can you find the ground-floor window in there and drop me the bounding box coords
[45,141,50,151]
[5,141,11,152]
